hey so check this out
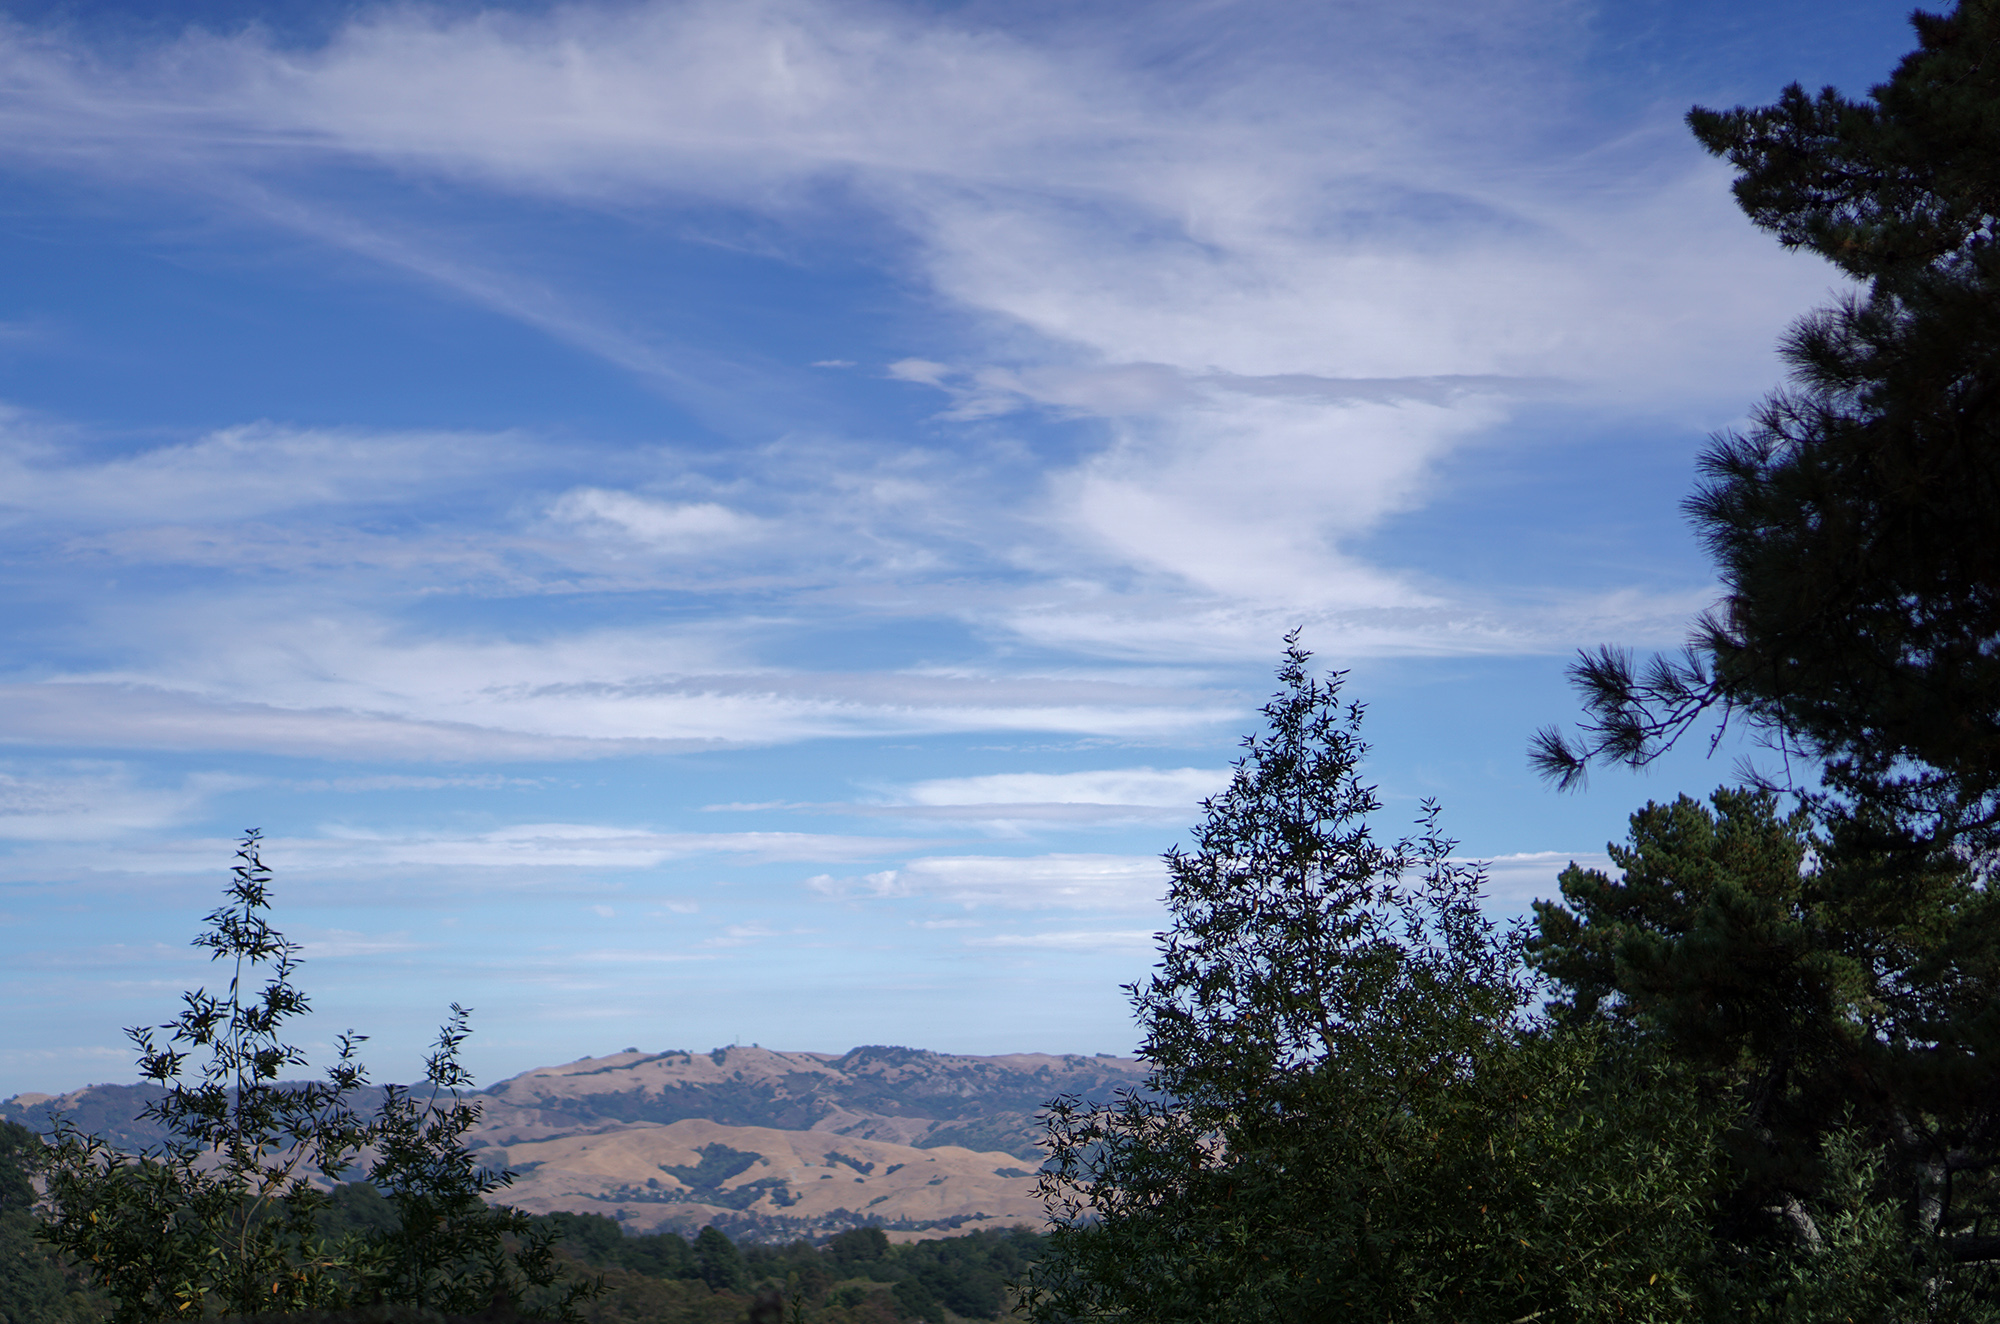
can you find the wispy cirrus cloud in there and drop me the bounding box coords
[811,853,1167,910]
[0,763,244,841]
[965,929,1157,952]
[291,927,425,959]
[0,420,542,528]
[0,0,1889,1100]
[0,0,1833,660]
[904,767,1225,807]
[0,821,921,886]
[877,766,1228,828]
[718,767,1232,828]
[546,488,772,556]
[1478,850,1615,912]
[0,634,1241,758]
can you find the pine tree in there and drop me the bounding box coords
[1523,5,2000,1306]
[693,1225,748,1294]
[1529,790,2000,1300]
[1534,0,2000,861]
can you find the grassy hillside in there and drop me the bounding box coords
[0,1123,1044,1324]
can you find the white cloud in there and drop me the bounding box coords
[901,767,1226,808]
[804,869,902,899]
[294,774,543,792]
[848,765,1230,827]
[0,610,1242,757]
[547,488,770,554]
[886,359,951,387]
[705,922,816,947]
[807,846,1594,920]
[0,764,237,840]
[0,421,535,528]
[40,431,993,597]
[287,824,907,872]
[1478,850,1613,913]
[292,928,423,958]
[805,843,1612,936]
[1050,396,1495,606]
[0,823,917,884]
[965,929,1158,951]
[996,583,1720,663]
[0,0,1836,660]
[0,683,689,762]
[816,853,1167,910]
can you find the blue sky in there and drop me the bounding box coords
[0,0,1915,1098]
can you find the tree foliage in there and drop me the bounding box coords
[520,1213,1040,1324]
[1,1122,100,1324]
[33,830,595,1323]
[1519,6,2000,1312]
[1531,790,2000,1315]
[1533,0,2000,860]
[1027,641,1728,1324]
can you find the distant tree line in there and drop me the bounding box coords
[2,1140,1038,1324]
[1,1120,102,1324]
[308,1182,1037,1323]
[320,1183,1038,1321]
[526,1214,1040,1323]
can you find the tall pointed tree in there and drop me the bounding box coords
[1028,640,1728,1324]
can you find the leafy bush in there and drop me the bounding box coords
[33,831,596,1323]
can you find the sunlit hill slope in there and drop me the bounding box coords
[3,1044,1152,1241]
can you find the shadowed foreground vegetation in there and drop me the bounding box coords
[543,1217,1040,1324]
[3,1133,1036,1324]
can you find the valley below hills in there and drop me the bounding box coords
[3,1043,1152,1242]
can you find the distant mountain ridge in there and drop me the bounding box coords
[478,1044,1152,1160]
[2,1044,1153,1241]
